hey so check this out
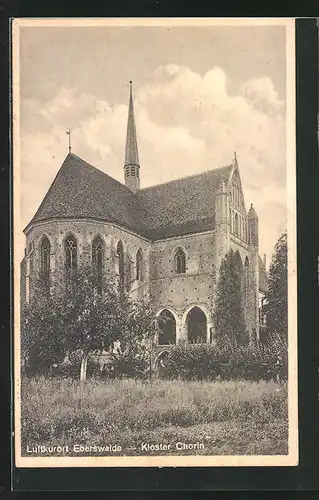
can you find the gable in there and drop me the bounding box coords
[228,166,247,215]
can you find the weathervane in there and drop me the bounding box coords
[66,129,71,154]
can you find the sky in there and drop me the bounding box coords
[17,22,288,266]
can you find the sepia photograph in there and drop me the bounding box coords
[13,18,297,467]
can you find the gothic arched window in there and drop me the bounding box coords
[92,236,104,293]
[40,236,50,281]
[174,247,186,274]
[234,213,239,236]
[65,234,77,271]
[136,248,143,281]
[117,240,125,287]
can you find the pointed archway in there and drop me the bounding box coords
[157,309,176,345]
[186,306,207,344]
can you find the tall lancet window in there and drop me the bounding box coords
[174,248,186,274]
[117,241,125,288]
[40,236,51,281]
[136,248,143,281]
[65,234,77,271]
[234,213,239,236]
[92,236,104,294]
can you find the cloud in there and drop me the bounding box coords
[19,64,287,265]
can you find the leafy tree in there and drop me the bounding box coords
[213,249,247,346]
[21,277,67,374]
[63,266,132,380]
[264,232,288,342]
[111,298,160,379]
[21,266,159,381]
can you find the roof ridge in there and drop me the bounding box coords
[138,164,232,192]
[68,154,231,194]
[68,153,135,194]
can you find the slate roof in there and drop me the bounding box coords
[26,153,233,239]
[26,154,148,236]
[137,165,233,239]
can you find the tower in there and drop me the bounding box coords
[247,203,260,342]
[124,81,140,193]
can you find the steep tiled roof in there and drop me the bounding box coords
[26,154,233,240]
[259,256,268,293]
[26,154,148,235]
[137,166,233,239]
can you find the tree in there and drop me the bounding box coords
[21,277,67,374]
[107,298,160,379]
[21,266,159,381]
[213,249,247,346]
[264,232,288,342]
[63,266,132,380]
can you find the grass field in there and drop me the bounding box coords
[21,376,288,456]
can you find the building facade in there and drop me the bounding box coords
[21,83,267,352]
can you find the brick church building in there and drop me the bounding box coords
[21,83,267,351]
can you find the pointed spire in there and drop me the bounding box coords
[124,81,140,193]
[125,81,140,167]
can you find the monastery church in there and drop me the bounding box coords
[21,83,267,350]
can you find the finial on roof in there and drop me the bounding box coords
[232,151,238,167]
[248,202,258,220]
[66,129,71,154]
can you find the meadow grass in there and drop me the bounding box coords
[21,376,288,456]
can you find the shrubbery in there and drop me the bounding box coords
[29,348,150,380]
[160,339,288,382]
[24,338,288,382]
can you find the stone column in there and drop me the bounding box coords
[207,321,214,343]
[177,318,187,343]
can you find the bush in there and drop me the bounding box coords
[103,351,149,379]
[161,340,288,382]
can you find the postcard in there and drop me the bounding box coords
[13,17,298,467]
